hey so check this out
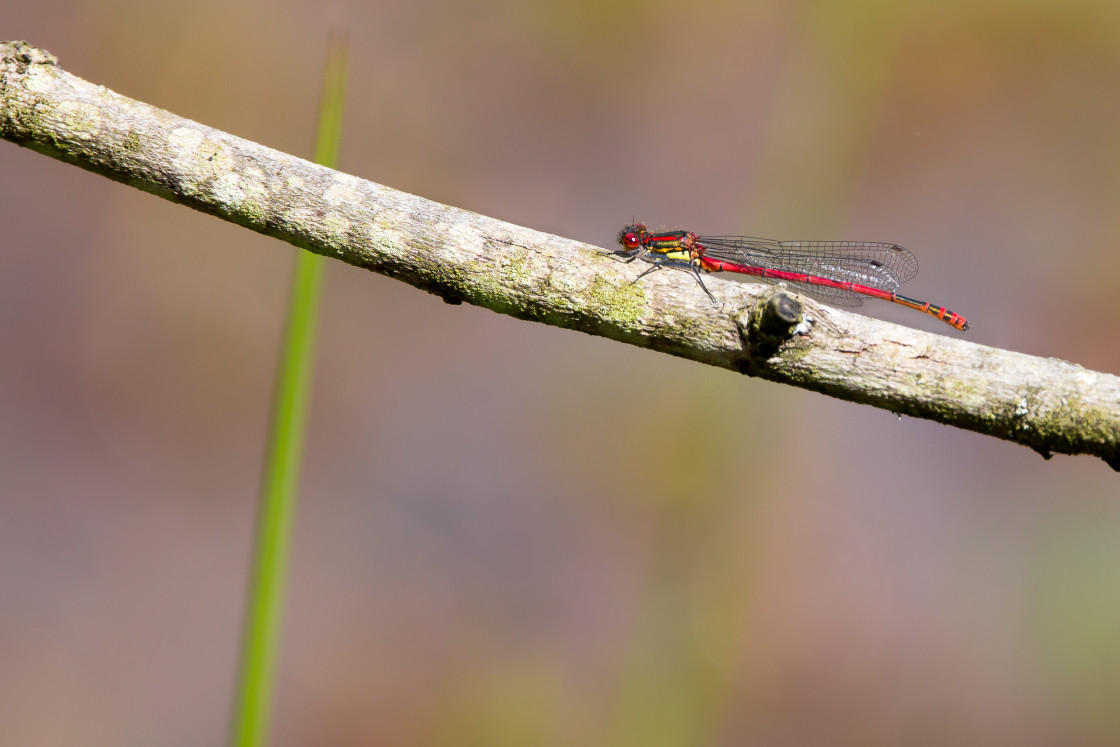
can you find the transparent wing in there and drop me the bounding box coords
[695,235,919,307]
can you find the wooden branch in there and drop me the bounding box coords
[2,40,1118,470]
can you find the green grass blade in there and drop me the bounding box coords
[229,30,349,747]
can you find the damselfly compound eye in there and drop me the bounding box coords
[618,231,640,248]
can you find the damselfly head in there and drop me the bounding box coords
[617,223,648,250]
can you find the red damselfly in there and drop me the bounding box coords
[615,223,969,331]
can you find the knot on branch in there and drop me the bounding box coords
[3,41,57,72]
[738,290,805,360]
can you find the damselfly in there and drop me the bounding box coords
[615,223,969,331]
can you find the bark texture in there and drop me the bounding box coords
[2,41,1117,469]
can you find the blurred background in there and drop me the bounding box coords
[3,0,1120,744]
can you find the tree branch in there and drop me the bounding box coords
[3,41,1118,469]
